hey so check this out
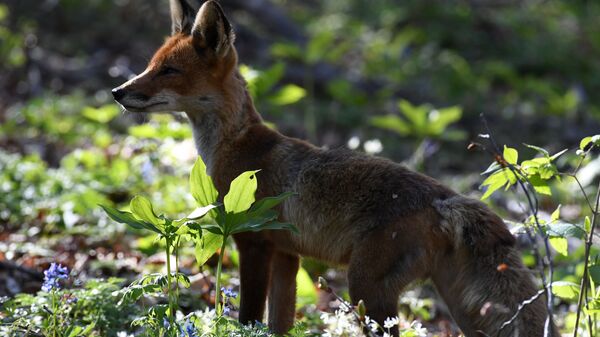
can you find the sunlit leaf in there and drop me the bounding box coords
[549,237,568,256]
[481,170,509,199]
[194,231,223,266]
[550,205,561,222]
[224,170,259,214]
[130,195,164,227]
[296,267,317,307]
[190,157,218,207]
[551,281,579,300]
[269,84,306,105]
[503,145,518,165]
[100,205,161,234]
[82,104,119,123]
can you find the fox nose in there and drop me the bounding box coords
[111,87,126,101]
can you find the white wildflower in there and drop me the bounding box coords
[410,320,428,337]
[364,139,383,154]
[384,316,400,329]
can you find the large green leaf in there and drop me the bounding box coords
[130,195,164,227]
[194,231,223,267]
[231,221,299,235]
[249,192,295,215]
[190,157,218,207]
[224,170,259,214]
[100,205,161,234]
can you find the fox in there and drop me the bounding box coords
[111,1,559,336]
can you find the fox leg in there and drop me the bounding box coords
[267,251,300,334]
[236,234,274,325]
[347,227,427,336]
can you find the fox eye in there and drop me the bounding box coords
[157,66,180,76]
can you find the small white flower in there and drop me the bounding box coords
[347,136,360,150]
[410,321,428,337]
[384,316,400,329]
[363,139,383,154]
[116,332,133,337]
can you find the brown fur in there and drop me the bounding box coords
[112,1,559,336]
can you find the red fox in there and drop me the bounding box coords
[111,1,558,336]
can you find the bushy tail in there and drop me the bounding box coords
[432,195,516,255]
[431,195,559,337]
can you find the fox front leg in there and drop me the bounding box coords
[268,251,300,334]
[235,233,274,325]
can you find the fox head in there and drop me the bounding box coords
[111,0,244,117]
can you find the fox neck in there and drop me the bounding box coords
[185,71,261,173]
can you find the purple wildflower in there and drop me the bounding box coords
[42,263,69,292]
[222,306,230,316]
[178,319,198,337]
[221,287,237,299]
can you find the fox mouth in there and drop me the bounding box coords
[122,101,168,112]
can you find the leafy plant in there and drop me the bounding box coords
[100,157,297,334]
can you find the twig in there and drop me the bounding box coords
[573,179,600,337]
[499,289,546,332]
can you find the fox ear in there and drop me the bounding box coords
[170,0,195,35]
[191,1,235,56]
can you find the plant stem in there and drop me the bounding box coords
[51,291,57,337]
[165,237,173,325]
[573,179,600,337]
[215,236,227,316]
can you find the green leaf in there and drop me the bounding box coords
[503,145,518,165]
[186,204,218,220]
[427,106,462,136]
[584,216,591,234]
[296,267,317,307]
[589,265,600,284]
[481,170,509,199]
[194,231,223,266]
[549,237,568,256]
[65,325,83,337]
[100,205,161,234]
[586,299,600,314]
[580,136,593,150]
[550,205,561,222]
[524,143,549,157]
[370,114,411,135]
[224,170,259,214]
[528,175,552,196]
[130,195,164,227]
[547,221,586,239]
[549,148,568,161]
[81,104,119,123]
[232,221,299,235]
[551,281,579,300]
[249,192,295,215]
[190,157,218,207]
[268,84,306,105]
